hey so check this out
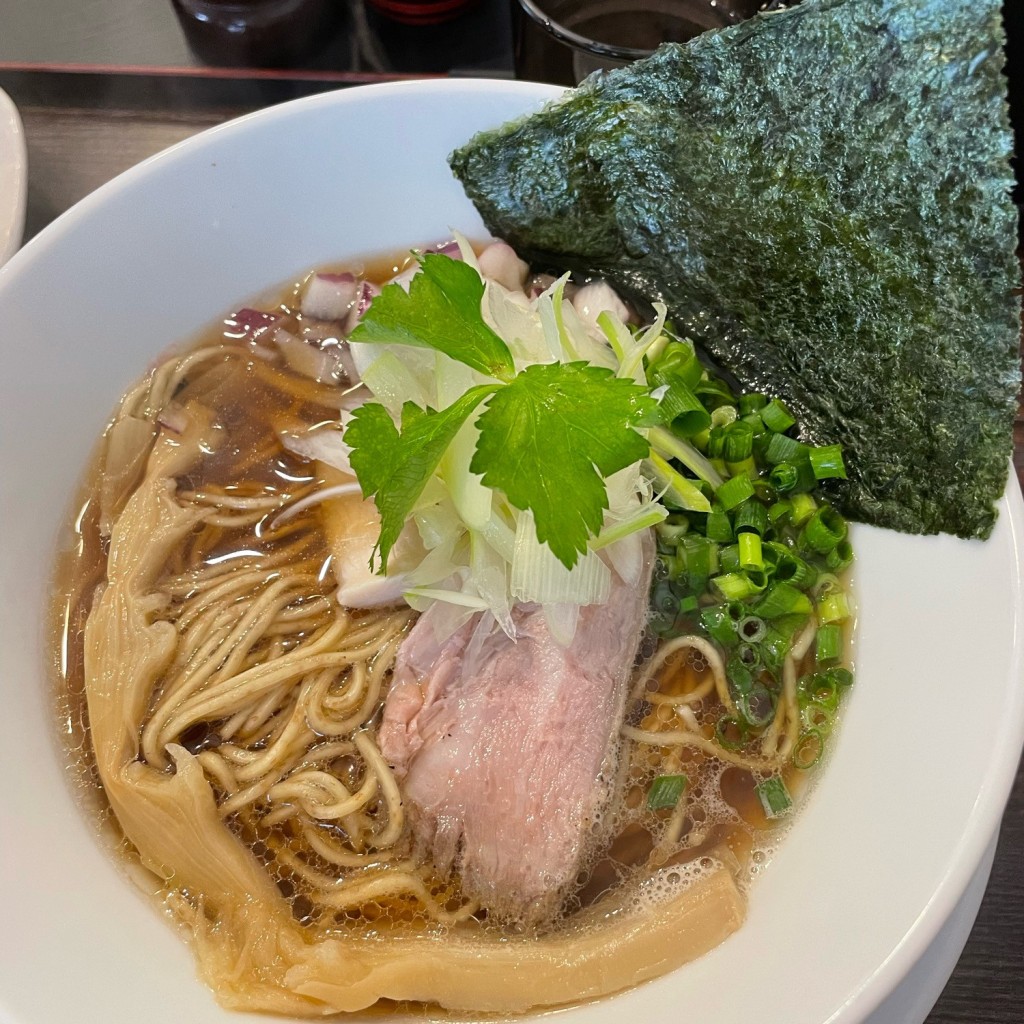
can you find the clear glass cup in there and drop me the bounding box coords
[512,0,770,85]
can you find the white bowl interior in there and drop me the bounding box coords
[0,79,1022,1024]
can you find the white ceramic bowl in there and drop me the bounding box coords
[0,80,1022,1024]
[0,87,27,264]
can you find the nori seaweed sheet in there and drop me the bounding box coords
[450,0,1021,539]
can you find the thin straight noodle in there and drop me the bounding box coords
[304,665,368,736]
[269,769,378,821]
[208,577,323,685]
[143,578,319,767]
[761,618,816,758]
[181,490,298,512]
[622,724,786,771]
[353,731,405,849]
[302,823,403,869]
[312,870,479,924]
[196,750,239,794]
[273,846,418,890]
[630,635,733,713]
[160,623,353,734]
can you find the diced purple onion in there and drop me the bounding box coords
[301,272,359,322]
[226,307,284,340]
[347,280,382,330]
[434,239,463,259]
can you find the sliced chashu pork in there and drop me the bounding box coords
[379,532,654,924]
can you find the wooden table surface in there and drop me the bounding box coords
[4,87,1023,1024]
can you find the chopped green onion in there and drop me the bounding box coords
[801,702,836,732]
[723,423,755,460]
[679,534,719,582]
[694,376,736,409]
[649,340,703,389]
[738,682,775,728]
[678,594,700,614]
[738,531,763,570]
[737,616,767,643]
[826,666,854,688]
[726,455,759,479]
[736,642,760,669]
[809,444,847,480]
[594,503,670,550]
[768,500,792,526]
[701,604,739,648]
[825,539,854,572]
[769,462,800,493]
[738,392,768,415]
[726,601,748,623]
[817,590,851,623]
[656,521,689,547]
[713,570,768,601]
[719,544,741,573]
[709,406,737,431]
[766,545,818,591]
[739,412,768,434]
[715,715,748,751]
[798,672,840,711]
[816,624,843,663]
[734,499,769,536]
[647,773,688,811]
[760,398,797,433]
[706,507,734,543]
[763,431,803,465]
[754,582,813,620]
[801,506,847,554]
[716,473,755,510]
[727,656,754,695]
[792,730,824,770]
[812,573,842,599]
[789,493,818,526]
[755,776,793,819]
[760,627,792,676]
[653,377,711,437]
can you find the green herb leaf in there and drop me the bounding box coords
[345,386,499,571]
[471,361,654,569]
[349,253,516,382]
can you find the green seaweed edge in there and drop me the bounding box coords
[450,0,1021,540]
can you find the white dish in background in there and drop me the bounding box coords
[0,80,1022,1024]
[0,87,27,264]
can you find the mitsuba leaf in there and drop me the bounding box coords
[345,386,499,571]
[471,362,654,568]
[451,0,1021,539]
[349,253,516,382]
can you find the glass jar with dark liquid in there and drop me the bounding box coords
[171,0,338,67]
[513,0,768,84]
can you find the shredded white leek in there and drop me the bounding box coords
[324,259,675,644]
